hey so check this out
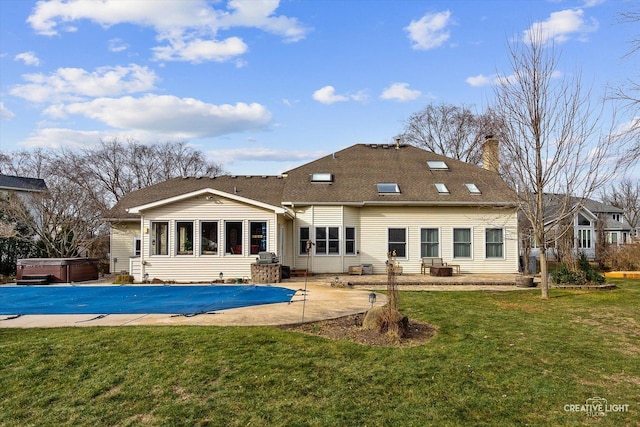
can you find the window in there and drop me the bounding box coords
[316,226,339,255]
[151,221,169,255]
[578,213,591,226]
[435,183,449,194]
[225,221,243,254]
[485,228,504,258]
[250,221,267,255]
[578,229,591,249]
[345,227,356,255]
[609,232,618,244]
[388,228,406,258]
[377,183,400,194]
[311,173,333,183]
[453,228,471,258]
[133,238,141,256]
[427,160,448,170]
[420,228,439,258]
[299,227,310,255]
[176,221,194,255]
[465,183,481,195]
[201,221,218,255]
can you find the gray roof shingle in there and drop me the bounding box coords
[0,174,47,192]
[106,144,516,219]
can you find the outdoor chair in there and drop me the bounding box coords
[421,257,447,274]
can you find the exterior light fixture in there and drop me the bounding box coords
[369,292,377,307]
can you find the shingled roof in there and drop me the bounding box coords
[281,144,515,205]
[105,175,286,220]
[0,174,47,192]
[106,143,516,220]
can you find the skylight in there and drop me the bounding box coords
[427,161,449,170]
[465,183,481,195]
[435,183,449,194]
[377,183,400,194]
[311,173,333,183]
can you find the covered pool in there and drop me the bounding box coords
[0,285,296,316]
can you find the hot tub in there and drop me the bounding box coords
[17,258,99,284]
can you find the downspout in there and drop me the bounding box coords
[140,213,145,282]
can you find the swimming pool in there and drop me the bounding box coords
[0,285,297,316]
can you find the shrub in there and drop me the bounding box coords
[601,244,640,270]
[551,252,605,285]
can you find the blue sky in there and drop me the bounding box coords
[0,0,636,176]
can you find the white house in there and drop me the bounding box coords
[106,140,519,282]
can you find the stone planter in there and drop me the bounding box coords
[516,275,535,287]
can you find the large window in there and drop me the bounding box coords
[578,229,591,249]
[485,228,504,259]
[345,227,356,255]
[151,221,169,255]
[453,228,471,258]
[388,228,406,258]
[225,221,243,255]
[316,226,339,255]
[250,221,267,254]
[299,227,310,255]
[176,221,194,255]
[201,221,218,255]
[420,228,439,258]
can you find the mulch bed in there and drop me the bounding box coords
[280,313,437,347]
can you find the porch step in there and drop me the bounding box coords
[16,274,51,285]
[290,268,312,277]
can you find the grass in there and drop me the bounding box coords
[1,279,639,426]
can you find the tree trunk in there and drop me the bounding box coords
[540,251,549,299]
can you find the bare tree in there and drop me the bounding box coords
[1,140,225,263]
[600,178,640,235]
[402,103,504,165]
[492,28,619,299]
[610,7,640,166]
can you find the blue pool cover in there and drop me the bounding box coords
[0,285,296,316]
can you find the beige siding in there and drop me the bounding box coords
[109,221,140,274]
[137,195,285,282]
[360,206,518,274]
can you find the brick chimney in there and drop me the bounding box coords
[482,135,499,173]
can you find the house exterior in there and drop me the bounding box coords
[0,174,48,227]
[530,195,634,260]
[106,141,519,282]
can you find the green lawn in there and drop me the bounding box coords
[1,280,638,426]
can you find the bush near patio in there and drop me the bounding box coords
[552,252,606,286]
[1,279,638,426]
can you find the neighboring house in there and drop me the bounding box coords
[106,140,519,282]
[530,195,633,260]
[0,174,48,228]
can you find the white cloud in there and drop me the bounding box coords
[14,51,41,66]
[108,38,128,52]
[312,86,368,104]
[207,147,325,164]
[380,83,421,101]
[27,0,309,63]
[524,9,598,45]
[312,86,349,104]
[18,128,105,149]
[405,10,452,50]
[10,64,158,103]
[45,94,272,139]
[152,35,248,63]
[465,74,494,87]
[0,102,16,120]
